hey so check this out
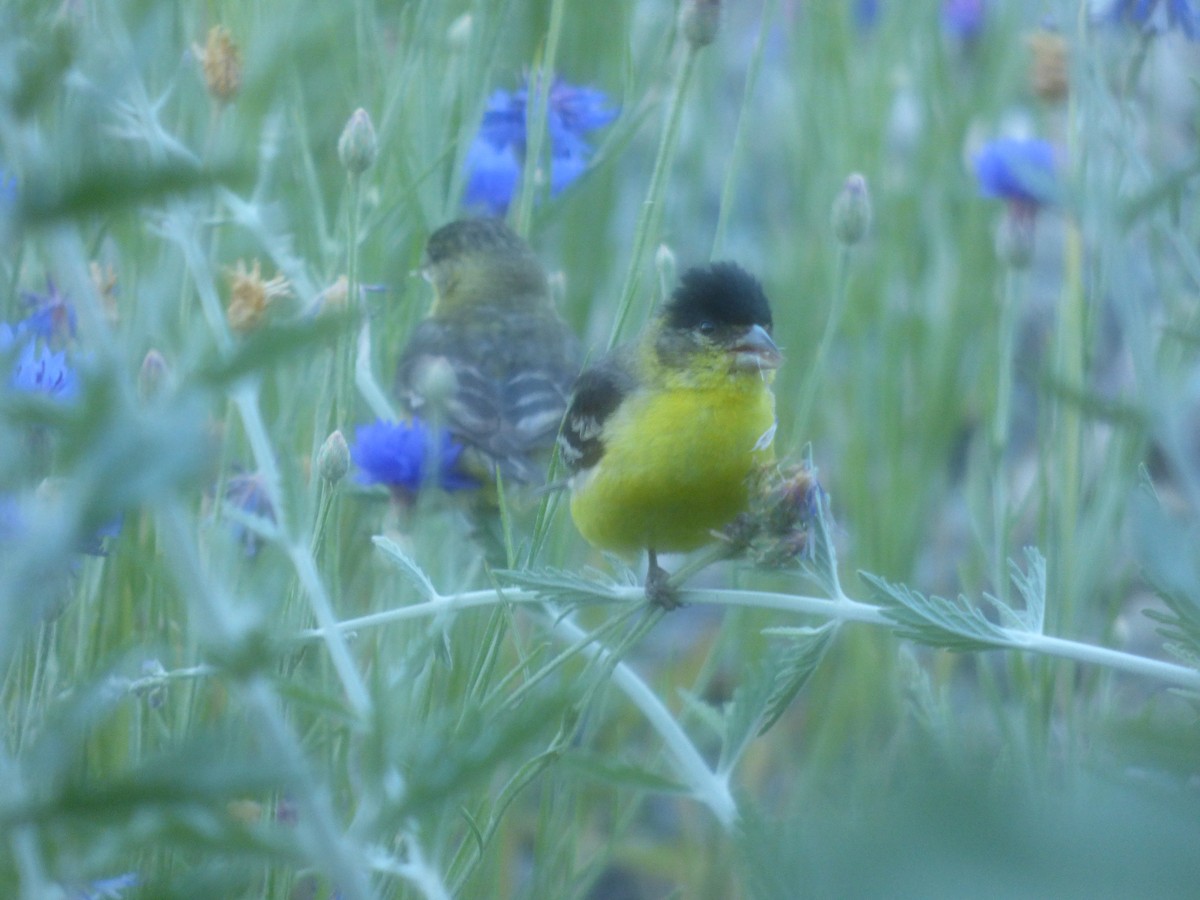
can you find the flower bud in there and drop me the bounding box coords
[338,108,378,176]
[680,0,720,48]
[447,13,473,51]
[317,430,350,485]
[414,356,459,413]
[138,349,171,401]
[831,173,872,245]
[318,275,350,316]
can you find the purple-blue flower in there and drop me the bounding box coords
[0,495,21,542]
[68,872,139,899]
[223,471,276,556]
[973,138,1058,208]
[21,278,76,343]
[854,0,880,29]
[1,323,78,399]
[1105,0,1199,39]
[942,0,987,40]
[77,514,123,556]
[463,77,617,215]
[852,1,986,36]
[352,419,477,495]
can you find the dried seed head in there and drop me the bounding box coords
[89,261,119,324]
[225,259,291,333]
[194,25,242,103]
[1027,29,1069,104]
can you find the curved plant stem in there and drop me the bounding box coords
[545,613,738,828]
[794,244,851,435]
[297,580,1200,693]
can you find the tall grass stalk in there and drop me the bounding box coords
[608,42,701,348]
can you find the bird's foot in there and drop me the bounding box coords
[645,552,682,610]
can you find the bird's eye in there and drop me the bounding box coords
[698,320,716,335]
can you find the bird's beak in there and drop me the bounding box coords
[731,324,782,372]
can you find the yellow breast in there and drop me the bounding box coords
[569,381,776,555]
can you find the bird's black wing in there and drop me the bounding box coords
[396,305,580,483]
[558,350,637,475]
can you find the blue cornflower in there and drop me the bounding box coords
[973,138,1058,209]
[67,872,139,899]
[942,0,987,40]
[852,1,986,36]
[1,323,78,399]
[1106,0,1199,39]
[853,0,880,29]
[223,471,276,557]
[77,514,124,556]
[21,277,77,343]
[463,77,617,215]
[0,494,20,541]
[352,418,478,497]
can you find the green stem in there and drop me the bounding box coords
[512,0,567,238]
[340,174,363,428]
[667,541,738,588]
[1051,221,1085,634]
[184,232,372,718]
[991,268,1021,602]
[794,244,851,434]
[608,43,701,350]
[310,482,337,560]
[157,504,374,900]
[11,822,52,900]
[711,0,777,258]
[354,316,398,419]
[546,613,737,828]
[295,583,1200,692]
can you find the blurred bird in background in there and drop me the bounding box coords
[395,218,581,554]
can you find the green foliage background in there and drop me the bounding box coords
[1,0,1199,897]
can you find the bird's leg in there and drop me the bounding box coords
[645,548,681,610]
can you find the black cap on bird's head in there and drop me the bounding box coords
[661,262,774,333]
[656,262,780,373]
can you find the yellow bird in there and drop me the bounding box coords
[559,262,780,603]
[395,218,581,486]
